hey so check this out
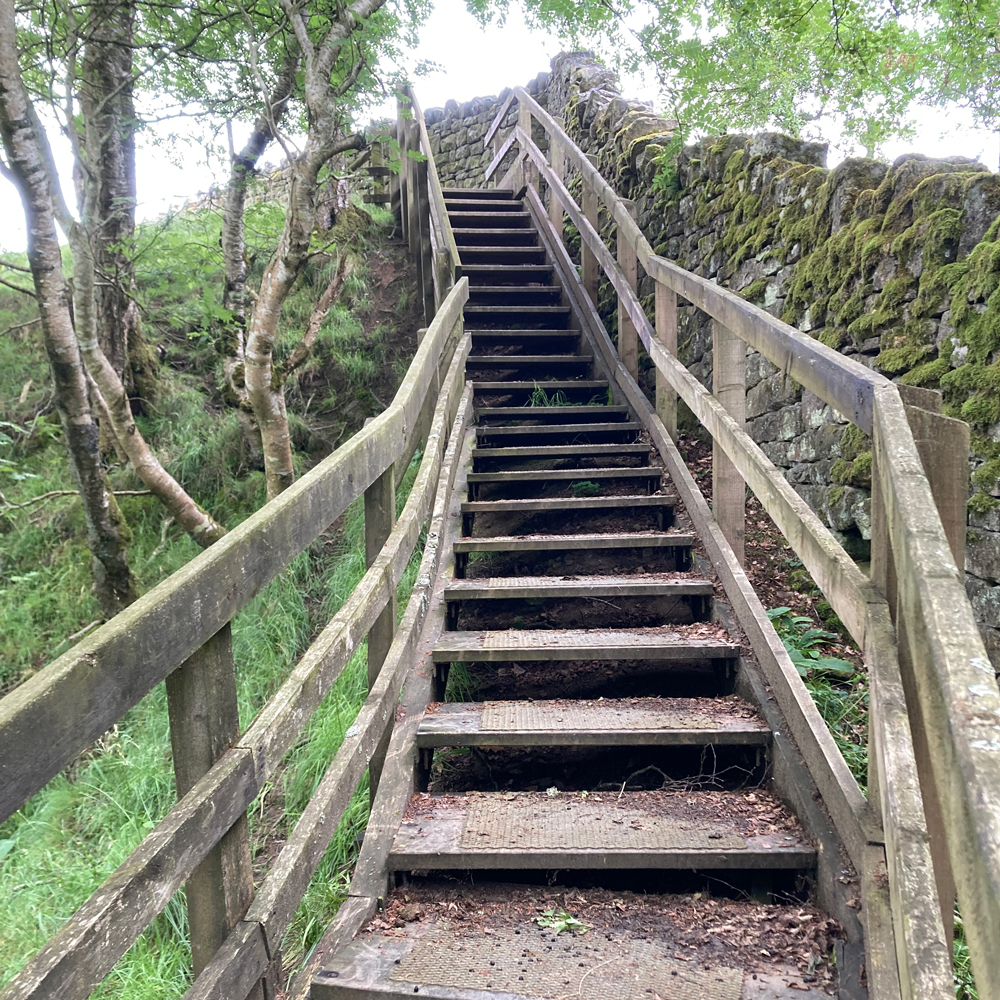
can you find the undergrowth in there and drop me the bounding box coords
[0,195,421,996]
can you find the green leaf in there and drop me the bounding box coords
[810,657,856,679]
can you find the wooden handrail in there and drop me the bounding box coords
[409,88,461,285]
[483,90,516,150]
[0,273,470,1000]
[496,87,1000,998]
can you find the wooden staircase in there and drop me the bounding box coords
[312,189,849,999]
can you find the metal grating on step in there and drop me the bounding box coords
[390,927,743,999]
[459,797,746,851]
[481,701,716,731]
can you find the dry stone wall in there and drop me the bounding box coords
[426,53,1000,668]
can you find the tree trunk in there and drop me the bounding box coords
[78,0,158,413]
[220,51,299,467]
[70,218,227,547]
[245,134,363,499]
[0,0,138,618]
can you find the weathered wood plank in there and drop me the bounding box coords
[655,282,678,442]
[0,750,258,1000]
[0,279,470,826]
[647,336,874,649]
[484,128,518,183]
[873,384,1000,998]
[288,896,378,1000]
[409,87,461,280]
[896,403,969,939]
[712,319,746,565]
[859,844,905,1000]
[0,407,398,825]
[349,403,471,905]
[618,199,639,380]
[185,390,474,1000]
[165,625,256,983]
[865,603,954,1000]
[483,90,516,149]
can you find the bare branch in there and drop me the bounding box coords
[282,253,353,375]
[0,275,37,298]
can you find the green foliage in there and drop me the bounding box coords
[766,607,856,679]
[534,908,590,935]
[525,383,572,406]
[570,480,602,497]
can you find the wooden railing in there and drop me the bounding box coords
[0,129,469,1000]
[395,86,461,322]
[484,86,1000,1000]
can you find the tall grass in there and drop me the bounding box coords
[0,453,425,997]
[0,199,423,996]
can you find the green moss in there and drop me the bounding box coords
[875,343,935,374]
[899,357,951,386]
[741,277,770,301]
[831,450,872,487]
[969,491,1000,515]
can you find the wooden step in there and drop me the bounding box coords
[453,532,692,555]
[388,790,816,870]
[467,466,661,485]
[475,404,629,422]
[442,187,515,199]
[432,626,735,663]
[462,264,555,284]
[464,305,573,328]
[453,229,539,246]
[458,246,547,264]
[467,286,563,304]
[471,380,610,403]
[444,575,713,602]
[449,212,533,228]
[470,329,579,341]
[466,355,593,369]
[416,697,768,747]
[315,884,836,1000]
[460,494,677,515]
[472,443,648,461]
[474,420,640,438]
[444,199,526,212]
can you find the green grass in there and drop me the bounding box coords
[0,196,422,996]
[0,453,425,997]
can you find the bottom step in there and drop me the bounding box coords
[314,883,839,999]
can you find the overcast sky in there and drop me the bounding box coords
[1,0,996,253]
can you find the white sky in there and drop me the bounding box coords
[1,0,996,254]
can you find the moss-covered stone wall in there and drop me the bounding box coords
[429,52,1000,668]
[425,73,551,189]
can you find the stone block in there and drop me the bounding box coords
[967,529,1000,583]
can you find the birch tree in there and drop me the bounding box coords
[0,0,138,616]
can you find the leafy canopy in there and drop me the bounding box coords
[470,0,1000,157]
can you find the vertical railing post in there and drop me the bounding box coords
[548,124,564,244]
[371,140,385,201]
[518,99,535,194]
[618,199,639,381]
[879,388,969,946]
[364,466,396,803]
[582,153,600,309]
[712,319,746,564]
[397,96,410,242]
[166,626,263,996]
[654,281,678,441]
[406,120,420,265]
[416,156,435,324]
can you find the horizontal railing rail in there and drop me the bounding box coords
[0,134,469,998]
[486,85,1000,1000]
